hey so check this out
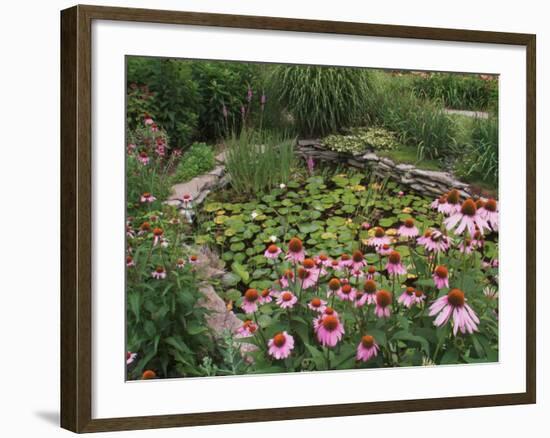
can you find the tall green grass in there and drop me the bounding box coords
[455,116,499,186]
[225,130,295,197]
[269,65,371,137]
[364,72,456,160]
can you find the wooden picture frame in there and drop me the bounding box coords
[61,4,536,433]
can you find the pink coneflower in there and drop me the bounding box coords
[445,199,489,237]
[286,237,305,263]
[277,291,298,309]
[237,320,258,337]
[150,123,159,132]
[327,278,342,298]
[138,221,151,235]
[260,93,267,109]
[479,198,499,231]
[126,352,137,365]
[175,258,185,269]
[279,269,294,288]
[356,335,379,362]
[268,332,294,360]
[429,288,479,335]
[188,254,199,265]
[368,227,391,248]
[259,289,273,304]
[127,143,136,153]
[151,266,166,279]
[303,258,317,270]
[241,288,260,314]
[264,244,282,259]
[374,289,392,318]
[398,218,419,238]
[362,280,378,305]
[366,266,377,280]
[458,238,475,254]
[181,194,193,208]
[431,194,448,213]
[137,151,150,165]
[144,115,154,125]
[316,253,332,267]
[413,289,426,305]
[377,243,393,256]
[329,259,342,271]
[386,251,407,275]
[472,230,485,249]
[140,192,156,203]
[339,253,353,269]
[398,191,405,197]
[445,189,462,215]
[337,283,357,301]
[398,287,416,308]
[126,255,135,267]
[297,267,318,289]
[418,229,452,253]
[308,297,327,313]
[432,265,450,289]
[315,314,345,347]
[152,227,164,246]
[354,291,368,308]
[351,250,366,271]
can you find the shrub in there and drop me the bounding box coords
[411,72,498,112]
[127,57,200,149]
[322,127,399,154]
[270,65,371,137]
[171,142,215,183]
[455,116,499,186]
[190,61,260,140]
[126,84,158,132]
[364,73,456,160]
[225,130,295,197]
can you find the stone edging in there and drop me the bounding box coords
[297,139,472,198]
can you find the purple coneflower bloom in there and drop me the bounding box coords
[151,266,166,280]
[368,227,391,248]
[445,199,489,237]
[398,218,419,238]
[308,297,327,313]
[356,335,379,362]
[432,265,450,289]
[386,251,407,275]
[264,244,282,259]
[315,313,345,347]
[374,290,392,318]
[241,289,260,314]
[398,287,416,308]
[268,332,294,360]
[429,288,480,335]
[276,291,298,309]
[285,237,305,263]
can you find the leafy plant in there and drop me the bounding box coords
[270,65,371,137]
[127,57,201,148]
[225,130,295,198]
[171,142,215,184]
[322,127,399,154]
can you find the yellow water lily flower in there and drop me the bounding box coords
[386,228,398,236]
[352,184,366,192]
[402,207,413,214]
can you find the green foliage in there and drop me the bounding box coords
[323,127,399,154]
[377,144,442,171]
[198,173,440,289]
[126,84,157,132]
[126,125,175,217]
[190,61,260,140]
[127,57,200,148]
[411,72,498,112]
[455,116,499,186]
[364,72,456,160]
[270,65,371,137]
[225,130,295,198]
[126,207,219,379]
[171,142,215,183]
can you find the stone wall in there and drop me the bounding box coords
[297,139,472,198]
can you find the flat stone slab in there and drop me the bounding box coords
[444,109,489,119]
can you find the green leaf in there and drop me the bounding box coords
[231,262,250,283]
[392,330,430,355]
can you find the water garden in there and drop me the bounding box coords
[125,57,499,380]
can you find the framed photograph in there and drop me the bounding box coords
[60,4,536,433]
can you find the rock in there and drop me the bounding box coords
[362,152,379,161]
[208,166,225,178]
[379,157,396,167]
[298,139,321,147]
[215,150,227,163]
[396,163,415,171]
